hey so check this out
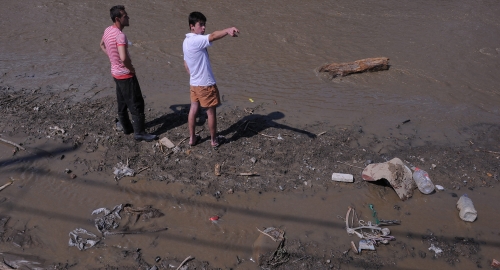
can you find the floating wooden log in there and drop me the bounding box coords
[318,57,389,78]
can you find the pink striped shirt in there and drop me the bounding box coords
[102,26,133,79]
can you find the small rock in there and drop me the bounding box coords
[64,169,72,174]
[250,157,257,164]
[70,173,77,179]
[227,188,234,194]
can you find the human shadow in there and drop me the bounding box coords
[146,104,207,136]
[219,111,316,142]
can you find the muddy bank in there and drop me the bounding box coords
[0,86,499,269]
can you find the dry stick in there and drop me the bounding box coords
[336,161,364,170]
[256,228,278,241]
[176,256,194,270]
[0,138,26,150]
[247,127,276,138]
[0,180,14,192]
[136,167,149,174]
[317,131,327,136]
[475,149,500,155]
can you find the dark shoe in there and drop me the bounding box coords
[134,132,158,142]
[117,113,134,135]
[131,114,158,142]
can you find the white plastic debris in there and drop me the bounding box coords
[457,194,477,222]
[68,228,100,251]
[331,173,354,182]
[428,244,443,255]
[435,185,444,191]
[159,137,175,148]
[113,162,135,180]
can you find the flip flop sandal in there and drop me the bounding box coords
[189,135,201,147]
[212,136,225,150]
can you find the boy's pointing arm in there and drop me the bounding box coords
[209,27,239,42]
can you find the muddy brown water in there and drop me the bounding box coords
[1,0,500,269]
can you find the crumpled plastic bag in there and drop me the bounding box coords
[68,228,100,251]
[93,204,123,233]
[113,162,135,180]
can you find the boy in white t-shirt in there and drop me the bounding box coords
[183,11,239,149]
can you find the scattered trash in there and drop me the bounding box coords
[402,119,411,124]
[343,207,395,253]
[368,204,379,224]
[428,244,443,256]
[113,160,135,181]
[0,252,47,269]
[93,204,123,233]
[457,194,477,222]
[413,167,434,194]
[209,215,219,223]
[492,259,500,268]
[49,126,65,135]
[68,228,100,251]
[69,203,167,250]
[257,227,285,242]
[435,185,445,191]
[249,98,254,102]
[362,158,415,201]
[239,172,259,176]
[215,163,221,176]
[252,227,288,265]
[413,167,435,194]
[331,173,354,182]
[358,239,375,253]
[159,137,175,149]
[350,241,358,254]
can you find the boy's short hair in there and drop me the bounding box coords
[110,5,125,22]
[189,11,207,27]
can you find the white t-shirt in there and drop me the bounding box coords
[183,33,216,86]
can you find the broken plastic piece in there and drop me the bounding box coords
[362,158,415,201]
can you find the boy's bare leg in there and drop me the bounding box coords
[188,101,200,145]
[206,106,217,146]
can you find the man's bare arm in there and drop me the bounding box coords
[100,39,107,53]
[184,60,190,74]
[118,45,135,74]
[209,27,239,42]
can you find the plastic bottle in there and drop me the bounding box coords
[456,194,477,222]
[412,167,435,194]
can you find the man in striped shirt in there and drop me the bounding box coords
[100,5,157,142]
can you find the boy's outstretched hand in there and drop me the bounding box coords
[226,27,239,37]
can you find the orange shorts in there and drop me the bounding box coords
[190,84,221,108]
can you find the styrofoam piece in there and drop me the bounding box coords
[331,173,354,182]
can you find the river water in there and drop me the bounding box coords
[2,0,500,144]
[1,0,500,269]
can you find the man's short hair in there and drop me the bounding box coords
[189,11,207,27]
[110,5,125,22]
